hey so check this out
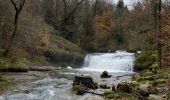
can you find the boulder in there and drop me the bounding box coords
[116,83,132,93]
[101,71,111,78]
[73,76,98,95]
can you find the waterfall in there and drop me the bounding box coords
[80,51,135,72]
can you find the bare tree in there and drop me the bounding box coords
[4,0,25,56]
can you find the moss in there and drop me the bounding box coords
[104,92,138,100]
[130,81,140,88]
[0,57,10,68]
[32,55,47,63]
[132,74,142,81]
[0,75,6,82]
[0,57,28,72]
[72,84,81,92]
[104,92,120,99]
[151,79,167,86]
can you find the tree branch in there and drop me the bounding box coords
[19,0,25,12]
[10,0,18,11]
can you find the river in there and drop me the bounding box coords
[0,51,135,100]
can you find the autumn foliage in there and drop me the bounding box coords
[94,12,115,49]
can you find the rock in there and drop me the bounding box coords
[67,66,72,69]
[139,81,150,90]
[136,88,149,97]
[76,89,86,95]
[148,94,162,100]
[112,85,116,91]
[73,76,98,93]
[100,84,110,89]
[101,71,111,78]
[116,83,132,93]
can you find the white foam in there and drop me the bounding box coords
[80,51,135,72]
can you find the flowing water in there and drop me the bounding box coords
[80,51,135,72]
[0,51,135,100]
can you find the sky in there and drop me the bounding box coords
[113,0,140,9]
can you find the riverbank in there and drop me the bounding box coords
[132,68,170,99]
[103,68,170,100]
[0,70,53,95]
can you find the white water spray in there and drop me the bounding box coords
[80,51,135,72]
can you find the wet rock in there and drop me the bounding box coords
[112,85,116,91]
[76,89,86,95]
[101,71,111,78]
[100,84,110,89]
[116,83,132,93]
[73,76,98,95]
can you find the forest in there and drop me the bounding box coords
[0,0,170,100]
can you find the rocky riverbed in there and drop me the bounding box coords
[0,68,135,100]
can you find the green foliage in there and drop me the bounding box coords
[0,58,10,68]
[135,50,158,71]
[129,81,140,88]
[10,58,27,68]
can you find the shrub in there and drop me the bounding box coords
[135,50,158,71]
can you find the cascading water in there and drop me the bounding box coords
[80,51,135,72]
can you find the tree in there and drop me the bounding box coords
[43,0,54,25]
[156,0,162,68]
[161,4,170,67]
[4,0,26,56]
[94,12,115,49]
[59,0,85,40]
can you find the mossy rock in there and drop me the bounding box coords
[116,83,132,93]
[72,76,98,95]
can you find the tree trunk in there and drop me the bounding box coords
[157,0,162,68]
[3,11,19,57]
